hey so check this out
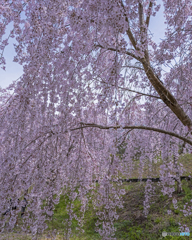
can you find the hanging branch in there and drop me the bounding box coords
[72,123,192,146]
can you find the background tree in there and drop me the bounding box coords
[1,0,192,238]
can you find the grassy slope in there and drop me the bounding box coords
[1,154,192,240]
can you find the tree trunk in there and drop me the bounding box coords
[141,59,192,130]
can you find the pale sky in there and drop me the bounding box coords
[0,22,23,89]
[0,0,165,89]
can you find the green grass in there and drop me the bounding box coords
[2,179,192,240]
[1,153,192,239]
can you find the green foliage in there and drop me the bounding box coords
[154,217,161,224]
[114,222,144,240]
[182,181,192,202]
[169,217,178,227]
[45,193,101,239]
[138,205,144,210]
[173,209,179,214]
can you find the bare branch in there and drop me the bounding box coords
[75,123,192,146]
[139,2,150,62]
[146,1,153,28]
[119,0,138,50]
[95,43,141,61]
[139,2,144,33]
[122,65,144,70]
[99,78,161,99]
[115,86,160,99]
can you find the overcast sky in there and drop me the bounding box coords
[0,0,165,89]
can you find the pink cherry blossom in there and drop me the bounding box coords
[1,0,192,238]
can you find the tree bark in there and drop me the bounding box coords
[141,59,192,129]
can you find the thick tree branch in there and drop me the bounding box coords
[141,59,192,128]
[95,43,192,129]
[146,1,153,27]
[73,123,192,146]
[139,2,144,34]
[139,2,149,63]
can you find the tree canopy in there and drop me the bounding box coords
[0,0,192,238]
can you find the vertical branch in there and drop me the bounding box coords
[145,1,153,28]
[145,1,153,63]
[138,2,144,34]
[139,1,149,63]
[119,0,138,50]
